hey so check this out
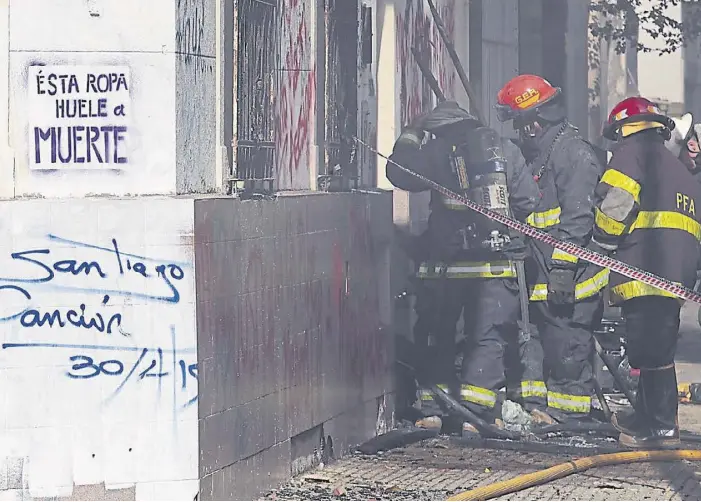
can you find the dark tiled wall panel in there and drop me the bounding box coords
[194,192,395,500]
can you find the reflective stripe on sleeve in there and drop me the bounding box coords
[595,207,627,236]
[551,248,579,264]
[529,269,609,302]
[526,207,561,229]
[600,169,641,203]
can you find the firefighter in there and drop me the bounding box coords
[385,100,549,431]
[594,97,701,448]
[666,113,701,175]
[495,75,608,423]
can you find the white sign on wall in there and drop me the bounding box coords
[27,65,131,170]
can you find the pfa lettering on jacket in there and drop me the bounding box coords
[28,65,131,170]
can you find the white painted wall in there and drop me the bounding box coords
[4,0,220,199]
[7,0,178,198]
[637,0,683,104]
[0,197,198,500]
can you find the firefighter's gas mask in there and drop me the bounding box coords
[514,120,542,162]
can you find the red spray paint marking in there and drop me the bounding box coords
[277,0,316,187]
[395,0,457,125]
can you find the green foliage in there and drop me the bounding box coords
[589,0,701,55]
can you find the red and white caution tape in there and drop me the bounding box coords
[355,136,701,304]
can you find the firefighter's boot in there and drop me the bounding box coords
[611,408,640,435]
[618,365,680,448]
[415,386,448,430]
[530,408,557,426]
[462,418,505,436]
[461,401,504,436]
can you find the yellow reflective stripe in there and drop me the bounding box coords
[595,207,626,236]
[547,391,591,413]
[513,380,547,398]
[610,280,680,303]
[420,389,434,401]
[601,169,641,203]
[529,285,547,301]
[630,211,701,241]
[575,269,610,300]
[419,385,449,401]
[529,268,609,302]
[551,248,579,264]
[460,385,497,408]
[442,195,469,210]
[526,207,561,229]
[417,261,517,279]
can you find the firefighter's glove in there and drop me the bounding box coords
[503,236,528,261]
[547,268,576,306]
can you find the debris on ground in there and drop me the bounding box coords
[501,400,532,432]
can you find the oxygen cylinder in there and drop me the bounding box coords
[450,127,510,249]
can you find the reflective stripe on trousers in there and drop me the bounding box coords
[512,380,547,399]
[420,384,449,401]
[460,384,497,408]
[417,261,517,279]
[547,391,591,414]
[529,268,609,302]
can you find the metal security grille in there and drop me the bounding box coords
[231,0,277,195]
[319,0,359,191]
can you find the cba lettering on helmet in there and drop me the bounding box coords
[495,74,561,123]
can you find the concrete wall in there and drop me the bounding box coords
[481,0,518,137]
[5,0,219,199]
[0,197,198,500]
[194,192,394,500]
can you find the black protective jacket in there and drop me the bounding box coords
[592,130,701,304]
[522,122,608,302]
[386,129,541,279]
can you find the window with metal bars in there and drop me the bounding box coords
[230,0,278,196]
[318,0,359,192]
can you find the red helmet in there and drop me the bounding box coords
[603,96,674,141]
[495,75,561,123]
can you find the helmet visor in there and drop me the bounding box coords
[495,103,517,123]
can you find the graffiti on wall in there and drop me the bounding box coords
[0,233,197,411]
[28,66,131,170]
[277,0,317,190]
[176,0,214,78]
[336,205,387,382]
[396,0,457,126]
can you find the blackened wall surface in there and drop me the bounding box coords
[194,192,394,500]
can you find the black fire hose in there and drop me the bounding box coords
[532,421,618,436]
[430,385,521,440]
[593,377,613,422]
[593,336,638,408]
